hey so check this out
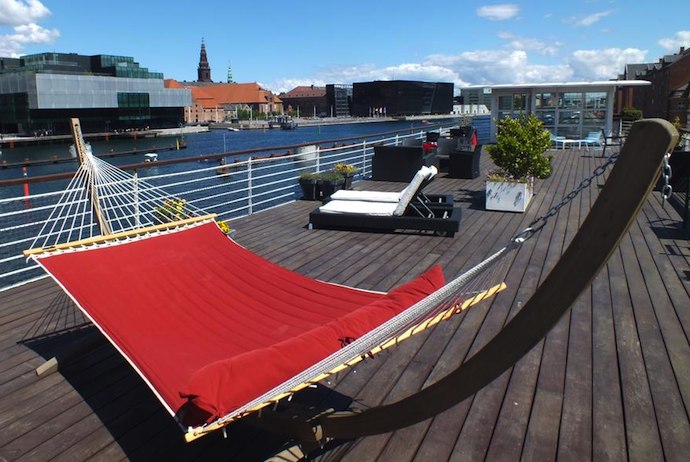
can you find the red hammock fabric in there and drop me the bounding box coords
[36,222,444,425]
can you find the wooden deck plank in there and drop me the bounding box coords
[449,149,578,461]
[590,268,627,461]
[624,223,690,457]
[608,247,665,460]
[499,158,575,460]
[556,155,597,460]
[520,152,591,461]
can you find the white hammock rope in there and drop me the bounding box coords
[28,148,206,253]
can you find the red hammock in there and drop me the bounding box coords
[35,222,444,426]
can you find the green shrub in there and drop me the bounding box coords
[319,170,345,182]
[299,172,319,181]
[621,107,642,121]
[487,114,553,180]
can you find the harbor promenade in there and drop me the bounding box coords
[0,146,689,460]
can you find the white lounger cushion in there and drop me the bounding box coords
[393,166,430,216]
[318,200,398,216]
[318,165,438,217]
[328,165,437,204]
[329,189,401,203]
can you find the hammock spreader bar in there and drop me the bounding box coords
[273,118,678,442]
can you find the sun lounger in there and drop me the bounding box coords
[329,166,439,203]
[309,166,460,237]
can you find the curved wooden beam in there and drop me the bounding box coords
[301,119,678,440]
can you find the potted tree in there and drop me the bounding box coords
[485,114,553,212]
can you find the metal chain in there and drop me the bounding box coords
[511,153,620,244]
[661,152,672,207]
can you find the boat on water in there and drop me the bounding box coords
[268,115,298,130]
[280,117,298,130]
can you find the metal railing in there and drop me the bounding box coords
[0,126,453,290]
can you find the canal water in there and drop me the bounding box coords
[0,119,455,184]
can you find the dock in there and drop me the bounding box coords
[1,146,689,460]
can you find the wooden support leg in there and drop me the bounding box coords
[35,329,102,377]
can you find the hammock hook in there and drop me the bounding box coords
[511,226,537,245]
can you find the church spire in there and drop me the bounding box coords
[197,38,212,83]
[227,61,234,83]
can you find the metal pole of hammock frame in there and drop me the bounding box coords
[70,118,111,236]
[272,119,678,442]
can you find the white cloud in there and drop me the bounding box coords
[658,31,690,52]
[427,49,573,85]
[0,0,50,26]
[268,78,327,94]
[270,45,639,92]
[0,23,59,56]
[265,44,647,93]
[476,4,519,21]
[0,0,58,57]
[569,48,646,80]
[573,10,613,27]
[12,22,57,43]
[497,31,560,56]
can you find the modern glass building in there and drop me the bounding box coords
[466,81,650,141]
[0,53,190,135]
[325,84,352,117]
[351,81,453,117]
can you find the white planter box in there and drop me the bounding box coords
[485,180,533,212]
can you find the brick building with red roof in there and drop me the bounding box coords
[165,80,283,124]
[278,85,328,117]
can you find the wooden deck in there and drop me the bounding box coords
[1,147,689,461]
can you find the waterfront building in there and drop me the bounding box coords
[279,85,327,117]
[326,84,353,117]
[166,80,283,123]
[0,52,190,135]
[465,81,650,141]
[350,80,453,117]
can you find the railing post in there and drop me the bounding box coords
[362,140,368,178]
[133,171,139,228]
[315,146,321,173]
[247,157,253,215]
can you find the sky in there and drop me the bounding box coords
[1,0,689,94]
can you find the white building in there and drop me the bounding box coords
[464,81,650,142]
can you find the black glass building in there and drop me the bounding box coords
[351,80,453,117]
